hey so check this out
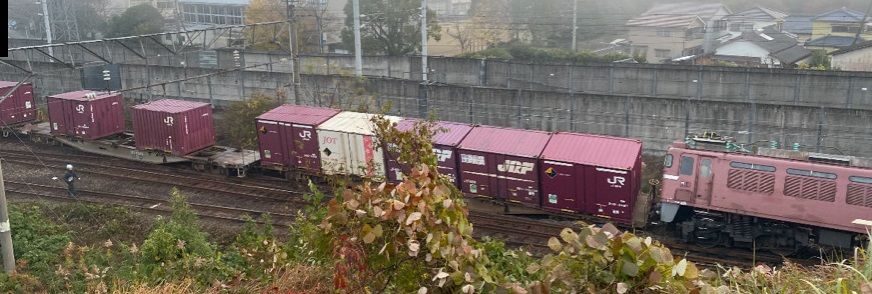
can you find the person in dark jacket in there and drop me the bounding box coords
[63,164,79,197]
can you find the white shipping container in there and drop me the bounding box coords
[316,112,402,178]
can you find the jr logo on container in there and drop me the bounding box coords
[299,130,312,141]
[164,116,174,126]
[607,176,626,188]
[497,160,535,175]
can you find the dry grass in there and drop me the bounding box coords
[109,265,331,294]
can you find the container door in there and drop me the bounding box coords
[256,121,283,166]
[434,145,458,186]
[696,157,714,205]
[675,154,698,203]
[459,151,494,198]
[540,160,582,213]
[588,167,633,223]
[71,102,92,137]
[291,124,319,172]
[19,85,35,122]
[499,155,539,205]
[318,130,346,175]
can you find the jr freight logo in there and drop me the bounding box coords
[164,116,174,126]
[76,104,86,114]
[497,160,535,175]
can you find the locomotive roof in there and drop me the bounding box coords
[541,132,642,170]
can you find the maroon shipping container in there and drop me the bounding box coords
[132,99,215,156]
[0,81,36,126]
[255,104,340,172]
[539,132,642,224]
[457,126,552,205]
[385,119,473,185]
[47,90,124,140]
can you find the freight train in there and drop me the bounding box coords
[2,84,870,253]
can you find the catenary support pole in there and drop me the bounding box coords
[353,0,363,76]
[0,161,15,274]
[571,0,578,51]
[286,0,300,104]
[421,0,429,81]
[40,0,54,57]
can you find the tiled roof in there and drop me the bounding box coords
[830,40,872,55]
[813,7,867,22]
[806,35,864,48]
[627,2,730,28]
[725,6,788,21]
[178,0,249,5]
[783,15,814,35]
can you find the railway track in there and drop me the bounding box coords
[0,150,307,205]
[4,180,293,227]
[0,146,817,269]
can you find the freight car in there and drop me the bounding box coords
[0,81,37,133]
[659,137,872,253]
[252,105,647,226]
[19,91,259,177]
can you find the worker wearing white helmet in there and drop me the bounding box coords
[63,164,79,197]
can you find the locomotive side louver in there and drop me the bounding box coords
[727,169,775,194]
[784,176,836,202]
[847,184,872,208]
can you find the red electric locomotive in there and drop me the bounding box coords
[659,135,872,253]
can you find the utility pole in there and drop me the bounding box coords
[852,0,872,46]
[571,0,578,51]
[353,0,363,76]
[0,161,16,274]
[40,0,54,57]
[419,0,429,118]
[421,0,428,81]
[286,0,301,104]
[316,0,324,54]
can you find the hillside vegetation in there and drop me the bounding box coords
[1,115,871,293]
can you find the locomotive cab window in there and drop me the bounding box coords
[786,168,837,180]
[850,176,872,184]
[679,156,694,175]
[700,158,712,178]
[664,154,673,168]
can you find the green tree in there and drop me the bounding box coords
[219,92,281,150]
[340,0,441,55]
[105,4,165,38]
[807,49,832,70]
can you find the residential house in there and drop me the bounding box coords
[429,0,472,19]
[710,26,810,67]
[179,0,249,26]
[806,7,871,52]
[129,0,179,19]
[783,15,814,42]
[831,41,872,71]
[724,6,788,33]
[626,2,732,63]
